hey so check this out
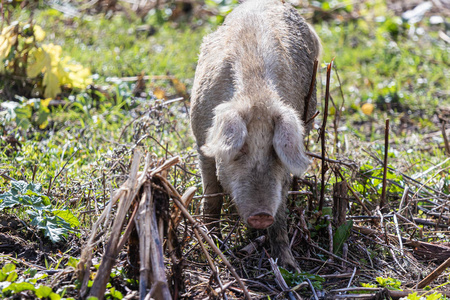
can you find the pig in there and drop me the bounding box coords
[190,0,321,269]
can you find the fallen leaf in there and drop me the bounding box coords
[153,87,166,99]
[171,78,186,95]
[361,103,374,115]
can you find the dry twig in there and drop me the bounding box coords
[319,59,334,212]
[380,119,390,211]
[442,121,450,155]
[417,257,450,288]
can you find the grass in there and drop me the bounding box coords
[1,0,450,298]
[35,8,212,81]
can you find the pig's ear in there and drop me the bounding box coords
[273,110,310,176]
[201,103,247,161]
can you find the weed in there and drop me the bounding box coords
[0,180,79,242]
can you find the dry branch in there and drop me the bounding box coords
[335,168,371,215]
[303,59,319,123]
[77,151,147,297]
[380,119,390,212]
[89,151,147,299]
[319,59,334,212]
[306,151,357,169]
[355,225,450,264]
[117,203,139,253]
[333,181,348,226]
[310,243,358,267]
[77,152,190,299]
[442,121,450,155]
[136,182,172,299]
[417,256,450,288]
[171,186,196,229]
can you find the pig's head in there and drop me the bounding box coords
[201,97,310,230]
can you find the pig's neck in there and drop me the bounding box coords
[233,70,280,106]
[231,51,283,103]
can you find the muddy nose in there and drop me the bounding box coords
[247,213,274,229]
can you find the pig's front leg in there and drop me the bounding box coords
[267,201,298,271]
[199,154,223,231]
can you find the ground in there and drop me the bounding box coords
[0,0,450,299]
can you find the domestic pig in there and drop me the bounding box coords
[190,0,321,269]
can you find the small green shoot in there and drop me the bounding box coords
[279,267,325,290]
[375,276,402,290]
[333,220,353,254]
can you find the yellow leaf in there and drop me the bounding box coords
[1,22,18,35]
[42,44,62,67]
[9,34,17,46]
[0,35,11,60]
[61,59,92,89]
[40,44,63,98]
[171,78,186,95]
[361,103,375,116]
[27,47,50,78]
[41,98,52,108]
[153,87,166,99]
[29,43,92,96]
[329,106,336,115]
[39,120,49,129]
[33,25,46,42]
[56,57,70,85]
[0,24,15,60]
[43,70,61,98]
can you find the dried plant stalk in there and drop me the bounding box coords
[89,151,147,299]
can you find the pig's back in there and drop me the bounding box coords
[191,0,320,144]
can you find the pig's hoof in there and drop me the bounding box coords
[273,248,300,272]
[247,213,274,229]
[279,256,300,273]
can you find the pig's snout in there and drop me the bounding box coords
[247,212,274,229]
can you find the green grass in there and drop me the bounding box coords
[34,9,213,81]
[1,1,450,296]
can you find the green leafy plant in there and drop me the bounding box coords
[279,267,325,290]
[375,276,402,290]
[333,220,353,254]
[0,263,73,299]
[361,282,378,288]
[0,180,79,242]
[105,287,124,299]
[1,97,51,130]
[360,277,403,293]
[404,292,445,300]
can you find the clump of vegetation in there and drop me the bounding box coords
[0,180,79,242]
[0,21,92,99]
[0,262,79,299]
